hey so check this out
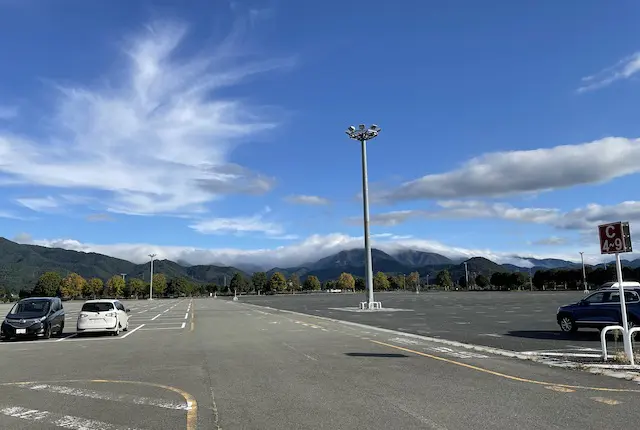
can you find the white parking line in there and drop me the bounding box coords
[184,313,188,319]
[181,322,186,329]
[57,333,78,342]
[23,384,190,410]
[140,327,183,331]
[0,405,142,430]
[151,313,161,321]
[120,324,145,338]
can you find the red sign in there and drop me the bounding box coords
[598,222,632,254]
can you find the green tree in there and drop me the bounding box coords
[303,275,321,291]
[167,277,191,296]
[152,273,167,296]
[230,272,248,293]
[287,274,301,293]
[389,275,405,290]
[32,272,62,297]
[337,272,355,291]
[509,272,527,290]
[205,283,219,295]
[60,273,86,299]
[435,270,453,290]
[127,278,146,298]
[106,275,125,298]
[86,277,103,298]
[490,272,507,290]
[251,272,268,293]
[458,275,467,289]
[354,277,365,291]
[268,272,287,292]
[373,272,390,291]
[324,280,337,290]
[18,288,30,299]
[475,274,489,289]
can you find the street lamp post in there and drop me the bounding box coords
[464,262,469,290]
[346,124,382,310]
[580,251,588,293]
[148,253,157,300]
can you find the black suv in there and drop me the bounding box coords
[556,287,640,333]
[0,297,65,340]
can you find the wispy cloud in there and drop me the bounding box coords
[284,194,330,205]
[86,213,115,222]
[15,196,59,212]
[0,19,293,216]
[529,236,567,246]
[374,137,640,202]
[578,52,640,93]
[0,105,18,120]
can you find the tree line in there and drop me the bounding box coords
[15,263,636,300]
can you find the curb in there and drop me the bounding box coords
[232,300,640,383]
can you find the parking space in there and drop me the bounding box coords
[237,291,612,355]
[0,299,193,346]
[0,380,193,430]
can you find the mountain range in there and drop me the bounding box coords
[1,237,638,291]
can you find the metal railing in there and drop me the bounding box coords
[601,325,636,365]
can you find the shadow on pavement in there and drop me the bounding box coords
[505,330,600,342]
[345,352,409,358]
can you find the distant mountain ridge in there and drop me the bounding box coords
[1,237,636,291]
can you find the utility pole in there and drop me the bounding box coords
[528,267,533,291]
[148,254,156,300]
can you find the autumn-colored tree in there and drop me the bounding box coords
[337,272,355,291]
[373,272,390,291]
[86,278,103,298]
[303,275,321,291]
[60,273,86,299]
[268,272,287,292]
[407,271,420,290]
[287,274,301,293]
[152,273,167,296]
[106,275,126,298]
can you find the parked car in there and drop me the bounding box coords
[77,299,130,335]
[556,287,640,332]
[0,297,65,341]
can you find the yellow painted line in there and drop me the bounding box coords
[591,397,622,405]
[0,379,198,430]
[545,385,575,393]
[371,340,640,393]
[190,299,195,332]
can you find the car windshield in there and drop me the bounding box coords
[8,300,51,317]
[82,302,114,312]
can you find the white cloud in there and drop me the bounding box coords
[0,105,18,120]
[189,207,291,238]
[0,20,291,216]
[361,200,640,232]
[15,232,617,271]
[284,195,330,205]
[16,196,59,212]
[578,52,640,93]
[375,137,640,202]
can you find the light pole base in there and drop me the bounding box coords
[232,296,238,301]
[359,301,382,310]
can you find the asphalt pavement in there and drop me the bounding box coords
[238,290,607,354]
[0,296,639,429]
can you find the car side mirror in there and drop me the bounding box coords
[126,309,130,313]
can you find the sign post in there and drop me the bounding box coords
[598,221,634,364]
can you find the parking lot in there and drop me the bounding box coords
[238,290,618,357]
[2,296,640,429]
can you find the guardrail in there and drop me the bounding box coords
[601,325,636,365]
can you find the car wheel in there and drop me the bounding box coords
[559,316,577,333]
[113,322,120,336]
[123,320,129,332]
[44,324,52,339]
[58,321,65,336]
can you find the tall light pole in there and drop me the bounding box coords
[120,273,127,282]
[464,262,469,290]
[346,123,381,310]
[148,253,157,300]
[580,251,588,293]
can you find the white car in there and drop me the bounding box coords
[77,299,130,335]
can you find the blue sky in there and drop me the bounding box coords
[1,0,640,269]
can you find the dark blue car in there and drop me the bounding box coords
[556,287,640,333]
